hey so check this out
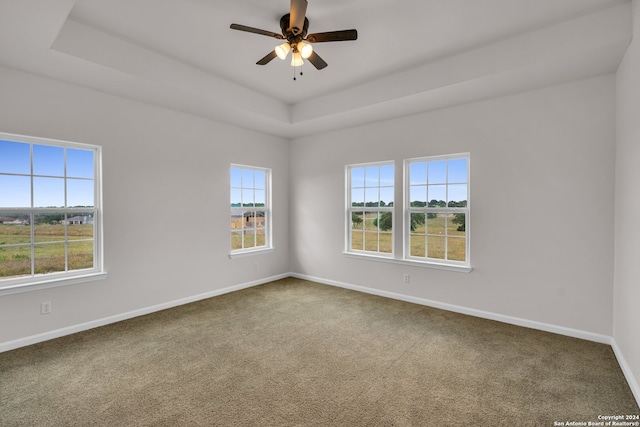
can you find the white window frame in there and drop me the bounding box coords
[345,161,395,258]
[229,164,272,257]
[0,132,105,295]
[404,153,470,269]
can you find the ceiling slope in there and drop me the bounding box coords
[0,0,631,139]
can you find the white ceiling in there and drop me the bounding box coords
[0,0,632,138]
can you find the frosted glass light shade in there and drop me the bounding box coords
[298,42,313,59]
[275,42,291,60]
[291,51,304,66]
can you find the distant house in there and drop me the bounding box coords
[62,215,94,225]
[230,213,265,229]
[0,217,29,225]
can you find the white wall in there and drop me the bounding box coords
[290,75,616,336]
[0,66,290,345]
[615,0,640,402]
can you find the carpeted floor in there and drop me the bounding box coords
[1,277,638,426]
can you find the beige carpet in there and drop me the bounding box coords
[1,277,638,426]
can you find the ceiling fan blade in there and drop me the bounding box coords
[230,24,284,39]
[289,0,308,35]
[306,51,328,70]
[256,50,278,65]
[306,29,358,43]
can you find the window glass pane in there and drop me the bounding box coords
[0,215,31,244]
[255,190,266,207]
[427,213,445,235]
[447,237,466,262]
[243,230,256,248]
[242,188,254,206]
[448,184,467,207]
[68,241,94,270]
[0,175,31,207]
[379,187,393,207]
[0,246,31,278]
[428,185,446,207]
[243,211,255,230]
[351,167,364,188]
[365,166,379,187]
[0,140,30,175]
[230,210,243,229]
[410,212,425,233]
[33,177,64,208]
[67,179,94,208]
[379,232,392,253]
[351,212,364,230]
[34,213,65,243]
[380,165,394,187]
[364,232,378,251]
[254,211,266,229]
[364,212,378,231]
[230,189,242,207]
[66,213,94,241]
[428,160,447,184]
[241,169,254,187]
[351,231,363,251]
[365,188,379,207]
[351,188,364,207]
[427,236,445,259]
[231,231,242,250]
[255,230,266,247]
[409,162,427,185]
[34,243,65,274]
[254,170,265,189]
[448,158,468,183]
[33,145,64,177]
[410,234,425,257]
[230,168,242,188]
[376,212,392,232]
[447,213,466,236]
[67,149,94,179]
[410,186,427,207]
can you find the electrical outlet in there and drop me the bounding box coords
[40,301,51,315]
[403,273,410,283]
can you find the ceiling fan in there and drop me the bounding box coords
[230,0,357,71]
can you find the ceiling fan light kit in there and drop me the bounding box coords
[230,0,357,78]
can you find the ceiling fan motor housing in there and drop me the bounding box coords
[280,13,309,41]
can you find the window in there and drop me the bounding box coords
[344,154,470,271]
[346,162,394,256]
[230,165,271,254]
[406,154,469,267]
[0,132,103,290]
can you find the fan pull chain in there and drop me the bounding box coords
[293,64,304,81]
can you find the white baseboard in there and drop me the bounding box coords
[611,339,640,407]
[0,273,290,353]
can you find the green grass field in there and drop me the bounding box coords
[0,224,94,278]
[351,213,466,261]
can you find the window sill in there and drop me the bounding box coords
[228,248,274,259]
[0,271,108,296]
[343,252,472,273]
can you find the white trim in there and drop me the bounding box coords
[291,272,610,344]
[343,251,472,273]
[611,338,640,407]
[0,271,107,296]
[228,248,274,259]
[0,273,289,353]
